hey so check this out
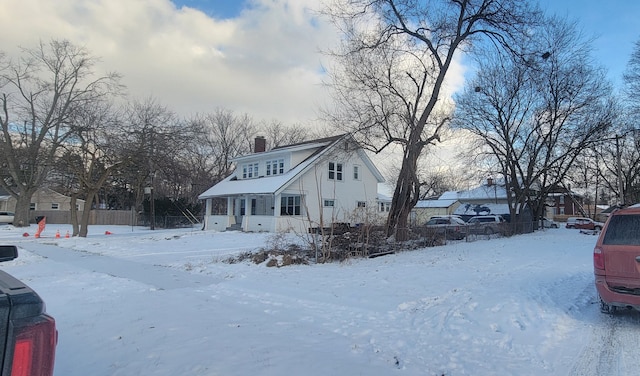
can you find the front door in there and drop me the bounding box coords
[234,198,245,226]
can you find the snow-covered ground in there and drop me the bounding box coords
[0,223,638,375]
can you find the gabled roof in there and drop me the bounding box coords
[440,183,507,201]
[198,134,384,199]
[233,134,345,164]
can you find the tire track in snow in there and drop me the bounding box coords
[570,310,640,375]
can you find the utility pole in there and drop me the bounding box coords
[149,128,156,230]
[615,135,624,206]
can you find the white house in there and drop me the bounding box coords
[198,134,386,233]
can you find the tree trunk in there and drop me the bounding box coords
[70,194,79,236]
[386,146,421,241]
[12,188,37,227]
[78,192,96,237]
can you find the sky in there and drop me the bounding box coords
[1,223,639,375]
[0,0,636,127]
[538,0,639,88]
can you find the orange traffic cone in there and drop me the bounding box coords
[55,230,60,238]
[65,231,70,238]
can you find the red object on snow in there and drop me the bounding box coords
[35,216,46,238]
[22,232,29,237]
[105,231,112,235]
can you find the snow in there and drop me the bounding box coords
[0,223,639,375]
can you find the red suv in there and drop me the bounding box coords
[593,205,640,313]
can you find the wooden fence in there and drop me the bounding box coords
[31,210,138,226]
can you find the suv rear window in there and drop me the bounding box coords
[602,215,640,245]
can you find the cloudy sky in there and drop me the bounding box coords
[0,0,338,125]
[0,0,637,127]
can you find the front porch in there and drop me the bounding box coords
[202,194,309,233]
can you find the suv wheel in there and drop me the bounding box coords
[599,299,617,314]
[484,227,494,235]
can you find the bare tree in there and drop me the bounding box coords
[323,0,538,240]
[0,40,121,226]
[116,97,187,228]
[260,120,310,149]
[593,130,640,206]
[56,101,127,237]
[186,109,257,190]
[453,16,615,230]
[623,39,640,116]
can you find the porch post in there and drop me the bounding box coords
[243,194,251,231]
[226,197,233,216]
[204,198,212,230]
[273,194,281,232]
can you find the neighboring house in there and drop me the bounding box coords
[0,187,86,224]
[30,188,86,212]
[546,185,585,218]
[0,187,85,212]
[411,199,460,226]
[442,178,512,221]
[0,188,11,212]
[198,134,386,233]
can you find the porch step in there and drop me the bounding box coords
[225,224,242,232]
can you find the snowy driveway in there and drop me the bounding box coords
[1,225,639,375]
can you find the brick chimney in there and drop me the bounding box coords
[254,136,266,153]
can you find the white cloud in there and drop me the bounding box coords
[0,0,337,123]
[0,0,470,136]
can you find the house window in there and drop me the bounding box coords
[357,201,366,208]
[281,195,301,216]
[324,199,335,207]
[30,203,36,210]
[329,162,343,181]
[353,165,360,180]
[266,159,284,176]
[242,163,259,179]
[51,203,59,210]
[559,195,565,205]
[379,202,390,212]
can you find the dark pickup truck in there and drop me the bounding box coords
[0,245,56,376]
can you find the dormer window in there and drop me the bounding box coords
[266,159,284,176]
[242,163,259,179]
[329,162,343,181]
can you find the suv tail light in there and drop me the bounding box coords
[594,246,605,270]
[10,314,57,376]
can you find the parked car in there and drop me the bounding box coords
[594,205,640,313]
[425,217,467,240]
[541,217,558,228]
[430,215,464,220]
[0,212,14,224]
[467,215,506,235]
[565,217,604,230]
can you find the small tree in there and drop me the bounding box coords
[57,101,127,237]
